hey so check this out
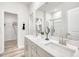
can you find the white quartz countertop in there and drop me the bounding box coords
[25,35,78,57]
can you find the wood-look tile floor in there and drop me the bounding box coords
[0,40,25,57]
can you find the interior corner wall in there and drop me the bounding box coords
[0,2,29,53]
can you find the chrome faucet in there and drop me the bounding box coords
[59,34,67,46]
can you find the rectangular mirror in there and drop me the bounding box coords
[35,2,79,47]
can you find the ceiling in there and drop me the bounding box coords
[38,2,63,13]
[20,2,32,6]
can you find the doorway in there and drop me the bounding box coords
[4,12,18,52]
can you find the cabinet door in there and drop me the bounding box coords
[31,45,37,57]
[28,39,33,57]
[24,38,29,57]
[30,41,37,57]
[25,38,32,57]
[36,46,53,57]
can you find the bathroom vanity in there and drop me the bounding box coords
[24,35,78,57]
[24,35,53,57]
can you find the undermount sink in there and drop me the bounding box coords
[45,42,75,57]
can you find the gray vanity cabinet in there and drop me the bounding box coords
[25,37,52,57]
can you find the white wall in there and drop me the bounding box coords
[4,12,17,41]
[29,13,34,35]
[0,2,29,53]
